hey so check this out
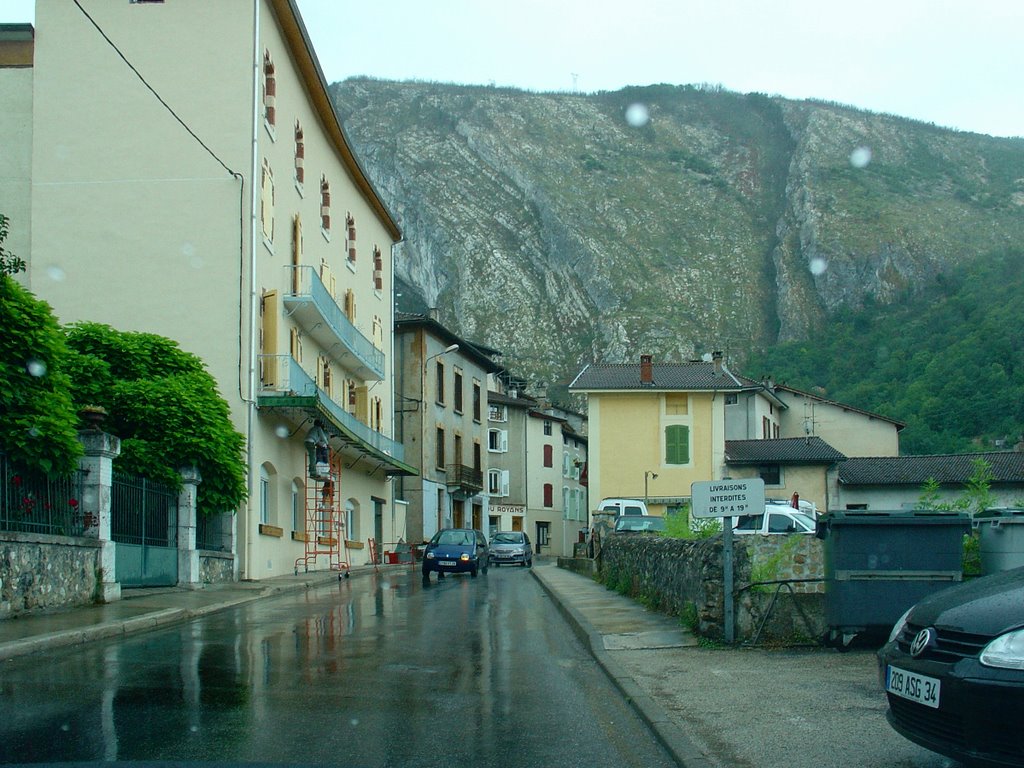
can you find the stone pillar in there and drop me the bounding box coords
[177,466,202,587]
[78,429,122,603]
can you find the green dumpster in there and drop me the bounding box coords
[818,509,971,645]
[976,508,1024,575]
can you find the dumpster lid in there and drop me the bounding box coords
[822,509,972,525]
[975,507,1024,522]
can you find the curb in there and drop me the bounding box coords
[531,567,716,768]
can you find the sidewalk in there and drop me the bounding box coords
[531,564,716,768]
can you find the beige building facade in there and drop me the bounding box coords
[12,0,411,580]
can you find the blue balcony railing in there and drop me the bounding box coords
[283,265,384,380]
[259,354,404,463]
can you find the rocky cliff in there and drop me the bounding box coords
[331,80,1024,391]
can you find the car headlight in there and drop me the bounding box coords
[425,551,435,559]
[460,553,470,562]
[980,630,1024,670]
[888,607,913,644]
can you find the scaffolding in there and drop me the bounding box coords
[294,448,350,578]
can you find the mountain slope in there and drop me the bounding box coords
[331,80,1024,396]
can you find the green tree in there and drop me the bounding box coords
[0,275,83,475]
[0,214,26,276]
[63,322,247,515]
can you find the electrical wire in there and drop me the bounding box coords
[72,0,240,179]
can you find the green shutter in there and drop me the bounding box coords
[665,425,690,465]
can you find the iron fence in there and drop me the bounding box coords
[196,512,231,552]
[111,472,178,547]
[0,454,87,536]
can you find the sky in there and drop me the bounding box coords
[4,1,1021,138]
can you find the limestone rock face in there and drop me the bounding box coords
[332,80,1024,392]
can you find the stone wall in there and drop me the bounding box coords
[599,533,826,644]
[199,551,235,584]
[0,532,103,619]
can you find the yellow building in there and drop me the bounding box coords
[6,0,413,580]
[571,353,902,514]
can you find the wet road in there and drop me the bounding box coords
[0,565,677,767]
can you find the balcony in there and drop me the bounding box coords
[446,464,484,495]
[258,354,415,475]
[283,265,384,381]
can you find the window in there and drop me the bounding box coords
[543,483,553,508]
[453,433,463,466]
[543,421,552,436]
[291,480,303,532]
[759,465,781,486]
[543,444,553,468]
[346,499,359,540]
[665,424,690,465]
[291,216,302,294]
[373,246,383,291]
[725,393,738,405]
[262,50,276,132]
[472,381,482,421]
[318,355,332,396]
[762,416,771,439]
[562,487,570,518]
[346,214,357,265]
[260,466,271,524]
[487,469,509,497]
[372,315,383,349]
[260,159,275,246]
[344,288,356,323]
[289,327,302,363]
[454,369,464,413]
[435,361,445,404]
[320,176,331,234]
[473,441,481,471]
[435,427,445,469]
[488,428,508,453]
[563,453,571,477]
[489,404,507,422]
[294,122,304,187]
[665,394,688,415]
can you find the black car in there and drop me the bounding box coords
[878,566,1024,767]
[422,528,489,580]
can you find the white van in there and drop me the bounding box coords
[596,498,649,517]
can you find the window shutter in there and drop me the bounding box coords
[665,425,690,465]
[500,430,508,453]
[501,470,510,497]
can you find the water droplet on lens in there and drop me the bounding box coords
[47,265,67,282]
[60,724,70,732]
[26,359,47,377]
[809,257,828,276]
[350,718,360,727]
[850,146,872,168]
[28,427,41,438]
[625,103,650,128]
[275,425,290,439]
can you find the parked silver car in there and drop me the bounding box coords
[489,531,533,567]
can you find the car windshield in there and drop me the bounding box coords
[492,533,524,544]
[616,517,665,532]
[434,530,473,546]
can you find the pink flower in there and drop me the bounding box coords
[12,475,21,486]
[68,498,79,508]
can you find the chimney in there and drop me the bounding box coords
[640,354,653,385]
[712,350,723,375]
[427,307,440,321]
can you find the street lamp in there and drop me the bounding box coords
[644,470,658,507]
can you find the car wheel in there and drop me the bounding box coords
[471,565,478,578]
[526,558,532,568]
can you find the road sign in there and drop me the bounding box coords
[690,478,766,519]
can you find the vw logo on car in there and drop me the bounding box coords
[909,628,933,658]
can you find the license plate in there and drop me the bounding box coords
[439,560,457,567]
[886,665,941,709]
